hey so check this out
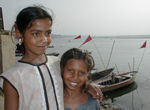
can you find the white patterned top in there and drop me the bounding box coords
[0,56,64,110]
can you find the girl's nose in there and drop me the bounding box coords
[41,35,47,43]
[72,73,79,80]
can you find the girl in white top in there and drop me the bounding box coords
[0,6,64,110]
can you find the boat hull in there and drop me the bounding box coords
[95,71,137,93]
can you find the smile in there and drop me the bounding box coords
[38,45,47,48]
[70,82,78,86]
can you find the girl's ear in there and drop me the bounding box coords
[15,27,23,39]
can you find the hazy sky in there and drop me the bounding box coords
[1,0,150,36]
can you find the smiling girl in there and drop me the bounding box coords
[60,48,101,110]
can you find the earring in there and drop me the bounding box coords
[18,39,22,45]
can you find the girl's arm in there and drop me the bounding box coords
[3,80,19,110]
[88,83,103,103]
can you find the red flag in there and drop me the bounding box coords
[81,35,92,45]
[140,41,147,48]
[74,35,81,39]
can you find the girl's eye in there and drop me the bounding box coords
[33,32,40,37]
[66,69,74,76]
[79,71,85,75]
[45,31,51,37]
[68,69,73,72]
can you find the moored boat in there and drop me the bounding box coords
[95,71,137,93]
[91,68,114,81]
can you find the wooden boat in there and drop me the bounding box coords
[104,82,138,100]
[91,68,114,81]
[94,71,137,93]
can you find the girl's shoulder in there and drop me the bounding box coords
[2,61,32,74]
[47,55,60,62]
[0,62,24,90]
[0,61,35,86]
[86,93,100,109]
[46,55,60,66]
[47,56,61,75]
[87,93,99,103]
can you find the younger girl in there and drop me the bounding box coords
[60,48,101,110]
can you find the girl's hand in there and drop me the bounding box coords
[88,83,103,103]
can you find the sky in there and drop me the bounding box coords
[1,0,150,36]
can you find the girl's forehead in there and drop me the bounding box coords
[67,59,84,63]
[66,59,87,66]
[30,18,52,27]
[33,18,52,23]
[27,18,52,30]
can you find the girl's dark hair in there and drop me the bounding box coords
[16,6,53,34]
[15,6,53,55]
[60,48,95,92]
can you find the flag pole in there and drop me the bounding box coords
[79,35,106,68]
[115,64,119,74]
[136,41,147,71]
[136,48,146,71]
[128,62,131,72]
[106,40,115,69]
[133,57,135,72]
[91,39,106,69]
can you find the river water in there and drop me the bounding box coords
[47,35,150,110]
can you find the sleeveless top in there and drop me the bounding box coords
[64,93,100,110]
[0,56,64,110]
